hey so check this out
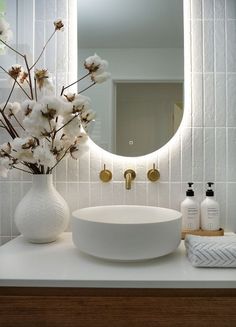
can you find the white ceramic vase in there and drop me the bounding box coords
[14,174,70,243]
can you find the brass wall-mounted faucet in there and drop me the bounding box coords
[124,169,136,190]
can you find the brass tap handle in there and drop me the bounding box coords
[147,164,160,182]
[99,164,112,182]
[124,169,136,190]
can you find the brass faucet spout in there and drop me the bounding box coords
[124,169,136,190]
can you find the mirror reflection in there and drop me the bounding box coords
[78,0,184,156]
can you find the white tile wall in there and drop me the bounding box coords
[0,0,236,245]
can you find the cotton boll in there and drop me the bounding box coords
[72,95,91,113]
[91,72,111,84]
[41,96,62,119]
[96,60,109,75]
[0,142,11,156]
[23,103,55,138]
[0,157,11,178]
[11,137,36,163]
[62,115,81,138]
[0,17,13,43]
[59,102,74,116]
[84,53,103,72]
[21,100,36,116]
[81,109,96,122]
[70,142,89,160]
[4,102,21,118]
[33,143,57,168]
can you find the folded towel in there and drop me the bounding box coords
[185,235,236,267]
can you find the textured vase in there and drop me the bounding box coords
[14,174,70,243]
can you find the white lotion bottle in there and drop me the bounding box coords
[181,183,200,231]
[200,182,220,231]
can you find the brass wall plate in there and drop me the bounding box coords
[147,164,160,182]
[99,165,112,182]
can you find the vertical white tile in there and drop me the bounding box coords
[124,185,136,205]
[191,0,202,19]
[193,182,205,204]
[67,157,79,182]
[147,182,158,206]
[66,183,79,230]
[227,183,236,231]
[56,25,68,72]
[170,183,182,211]
[67,183,79,212]
[181,127,192,182]
[192,73,203,126]
[193,127,204,181]
[56,0,68,19]
[45,21,56,73]
[45,0,56,20]
[0,183,11,236]
[158,146,169,182]
[135,183,147,205]
[203,0,214,19]
[226,0,236,19]
[227,74,236,127]
[215,183,227,229]
[113,182,125,205]
[158,183,169,208]
[170,133,181,182]
[90,147,102,182]
[227,20,236,72]
[192,21,203,72]
[203,20,214,72]
[35,0,45,21]
[90,182,102,207]
[204,74,215,126]
[78,151,90,181]
[215,0,225,19]
[101,182,113,205]
[78,183,90,208]
[215,74,226,126]
[204,128,215,182]
[34,21,45,67]
[136,159,148,182]
[216,128,227,182]
[55,158,67,182]
[215,20,226,72]
[227,128,236,182]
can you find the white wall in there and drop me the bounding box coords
[1,0,236,245]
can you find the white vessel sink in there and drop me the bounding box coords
[72,205,182,261]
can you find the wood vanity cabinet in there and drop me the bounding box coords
[0,288,236,327]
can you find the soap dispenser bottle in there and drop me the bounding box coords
[181,183,200,231]
[200,182,220,231]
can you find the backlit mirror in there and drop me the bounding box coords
[78,0,184,156]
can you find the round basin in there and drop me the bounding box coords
[72,205,182,261]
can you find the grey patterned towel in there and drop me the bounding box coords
[184,235,236,267]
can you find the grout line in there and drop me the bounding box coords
[225,0,229,228]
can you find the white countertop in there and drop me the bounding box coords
[0,233,236,288]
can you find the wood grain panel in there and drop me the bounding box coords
[0,288,236,327]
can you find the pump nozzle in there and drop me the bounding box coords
[186,182,194,196]
[206,182,214,196]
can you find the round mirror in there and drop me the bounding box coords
[78,0,184,156]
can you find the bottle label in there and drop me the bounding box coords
[207,208,219,219]
[187,207,198,218]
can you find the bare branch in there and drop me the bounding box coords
[30,30,56,70]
